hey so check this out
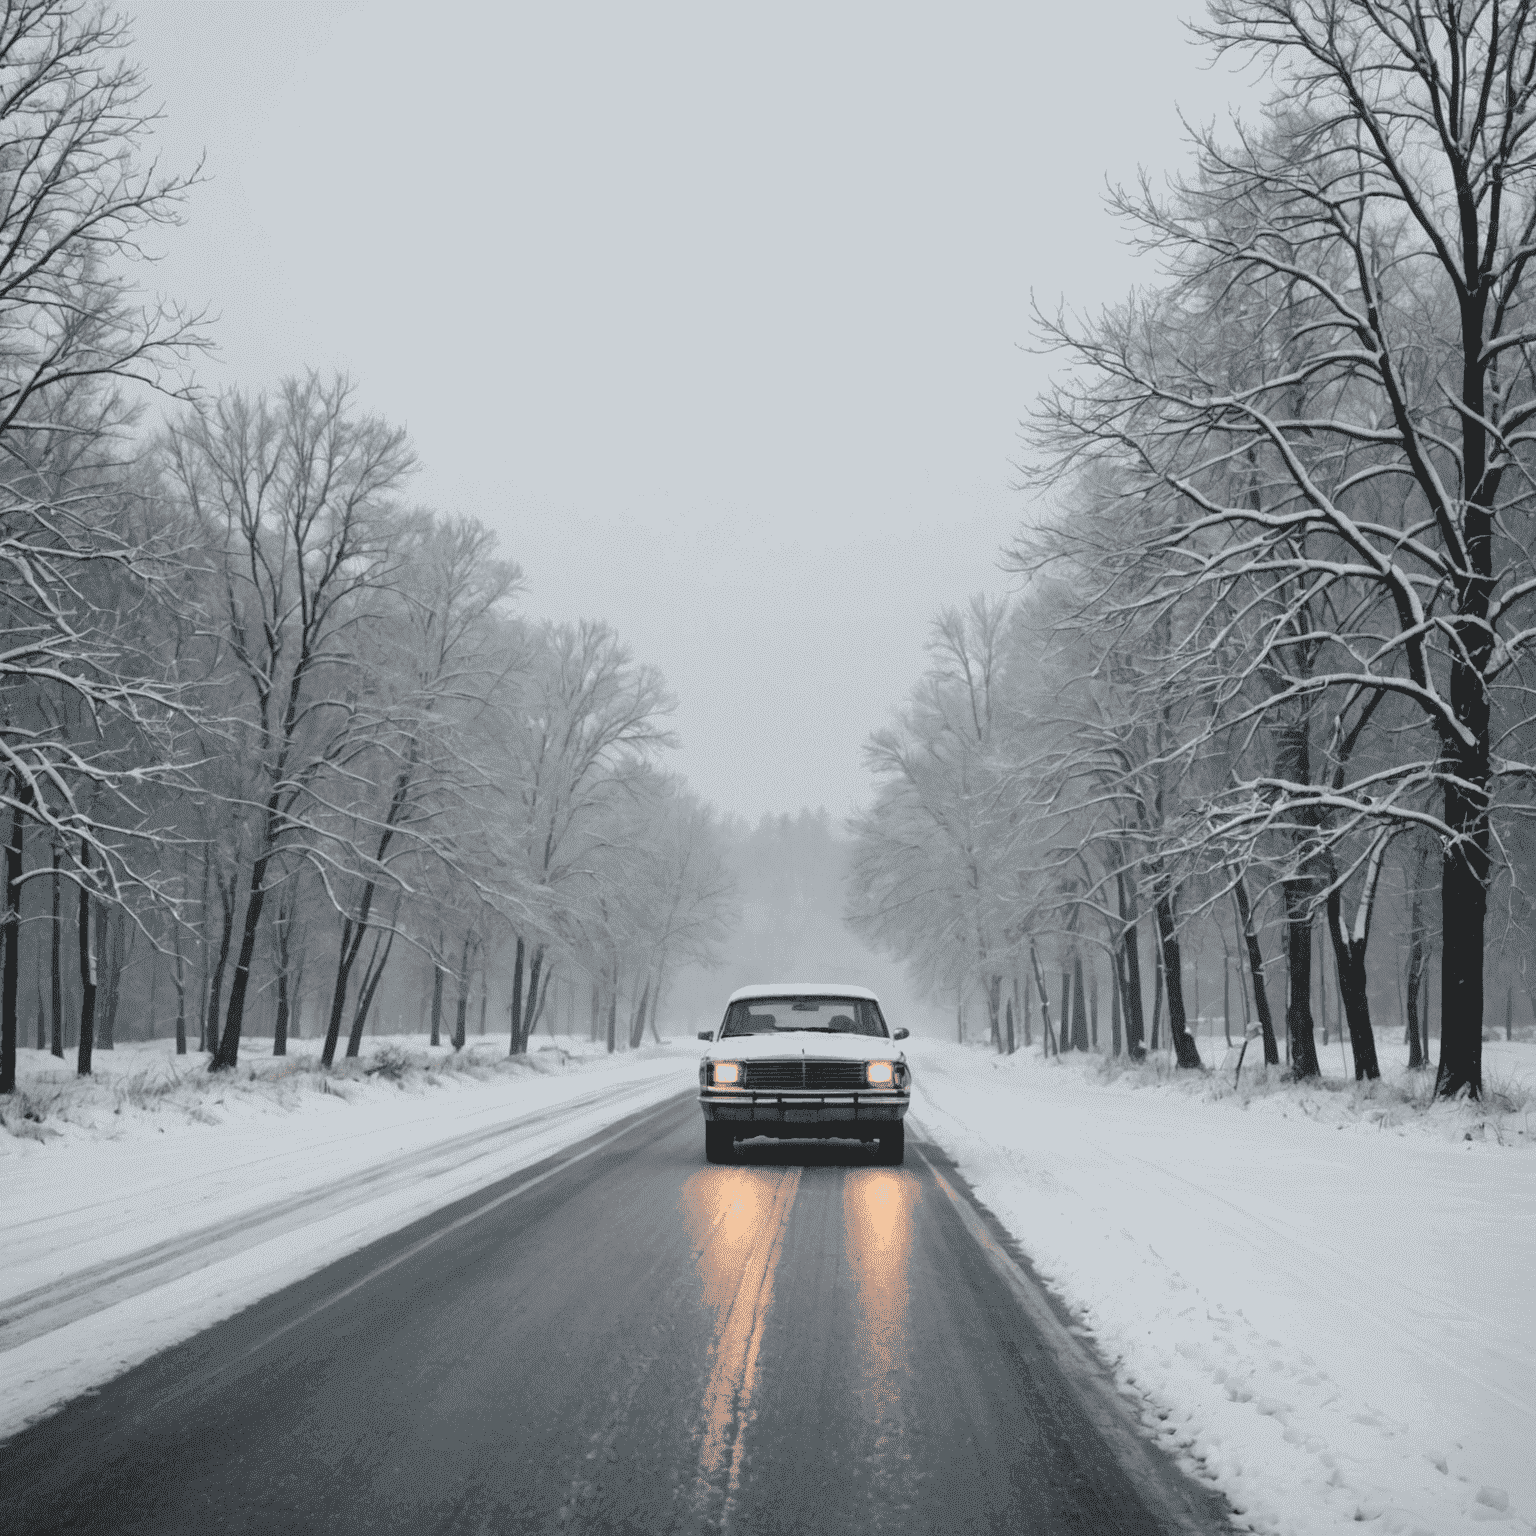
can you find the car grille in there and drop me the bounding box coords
[743,1060,869,1091]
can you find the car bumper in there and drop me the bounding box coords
[698,1090,910,1127]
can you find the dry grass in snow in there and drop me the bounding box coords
[0,1033,681,1150]
[1077,1032,1536,1148]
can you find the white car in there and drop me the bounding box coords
[697,983,912,1164]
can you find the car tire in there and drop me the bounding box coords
[876,1123,904,1165]
[704,1123,735,1164]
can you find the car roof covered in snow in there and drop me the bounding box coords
[725,982,881,1004]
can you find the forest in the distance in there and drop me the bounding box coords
[846,1,1536,1102]
[0,2,739,1092]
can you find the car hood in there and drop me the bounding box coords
[702,1032,904,1064]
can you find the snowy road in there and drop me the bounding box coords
[0,1092,1226,1535]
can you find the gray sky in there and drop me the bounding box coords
[128,1,1257,824]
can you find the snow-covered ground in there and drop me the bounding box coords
[6,1026,1531,1536]
[0,1033,696,1442]
[909,1035,1536,1536]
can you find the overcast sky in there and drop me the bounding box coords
[127,1,1259,825]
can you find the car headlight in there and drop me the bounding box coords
[866,1060,895,1087]
[712,1061,742,1087]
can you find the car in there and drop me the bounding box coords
[697,983,912,1165]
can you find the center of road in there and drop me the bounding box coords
[684,1167,802,1528]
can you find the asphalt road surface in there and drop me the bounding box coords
[1,1093,1231,1535]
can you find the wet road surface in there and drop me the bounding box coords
[0,1093,1230,1534]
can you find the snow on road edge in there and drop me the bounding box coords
[0,1039,697,1443]
[908,1038,1536,1536]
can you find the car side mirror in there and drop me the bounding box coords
[893,1027,909,1041]
[698,1030,714,1041]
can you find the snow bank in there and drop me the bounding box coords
[0,1032,671,1148]
[0,1033,696,1442]
[908,1038,1536,1536]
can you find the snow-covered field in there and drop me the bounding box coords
[909,1035,1536,1536]
[0,1033,697,1442]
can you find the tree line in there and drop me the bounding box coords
[850,1,1536,1100]
[0,1,734,1095]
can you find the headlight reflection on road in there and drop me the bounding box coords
[679,1167,802,1516]
[843,1169,919,1412]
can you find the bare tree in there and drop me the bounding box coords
[162,373,414,1070]
[495,620,674,1056]
[315,514,520,1067]
[1031,5,1536,1097]
[0,1,207,1089]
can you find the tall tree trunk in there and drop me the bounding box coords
[1110,951,1123,1057]
[96,908,121,1051]
[476,962,487,1039]
[214,834,278,1071]
[1153,890,1201,1068]
[1326,893,1379,1081]
[1,784,26,1093]
[75,840,97,1077]
[320,905,372,1068]
[1088,962,1099,1051]
[50,840,63,1059]
[345,920,398,1058]
[1273,721,1322,1080]
[1223,956,1232,1048]
[1116,870,1147,1059]
[525,946,548,1045]
[1421,963,1432,1064]
[1324,835,1387,1082]
[204,872,235,1061]
[272,884,297,1057]
[1284,900,1321,1079]
[1437,703,1490,1099]
[507,936,525,1055]
[1029,943,1058,1056]
[605,969,617,1055]
[430,943,445,1047]
[316,755,416,1066]
[1120,926,1145,1058]
[272,962,289,1057]
[1149,937,1163,1052]
[628,975,651,1051]
[1405,934,1425,1069]
[1005,997,1015,1055]
[172,914,187,1057]
[291,944,306,1041]
[1232,875,1280,1065]
[1058,970,1072,1052]
[453,932,472,1051]
[1070,953,1089,1052]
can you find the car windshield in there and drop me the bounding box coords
[719,996,888,1038]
